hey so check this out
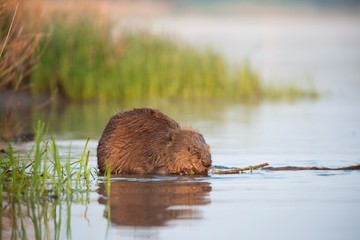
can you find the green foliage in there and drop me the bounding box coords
[0,121,97,239]
[30,15,316,102]
[231,63,263,101]
[0,121,95,200]
[31,15,114,100]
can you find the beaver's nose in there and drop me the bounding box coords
[201,157,212,167]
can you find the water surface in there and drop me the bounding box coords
[43,91,360,240]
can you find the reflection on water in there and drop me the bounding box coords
[1,192,89,240]
[97,178,211,227]
[27,99,233,139]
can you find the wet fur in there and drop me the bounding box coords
[97,108,211,175]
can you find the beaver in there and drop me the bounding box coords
[97,108,212,175]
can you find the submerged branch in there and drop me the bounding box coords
[264,164,360,171]
[212,163,360,174]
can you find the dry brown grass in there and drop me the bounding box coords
[0,0,45,142]
[0,0,42,91]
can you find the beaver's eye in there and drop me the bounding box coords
[188,147,201,159]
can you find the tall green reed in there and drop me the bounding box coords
[0,121,96,239]
[0,121,94,199]
[30,13,317,102]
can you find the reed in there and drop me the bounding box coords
[0,1,317,103]
[29,12,316,102]
[0,1,41,91]
[0,121,95,198]
[0,121,96,239]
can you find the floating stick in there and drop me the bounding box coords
[212,163,269,174]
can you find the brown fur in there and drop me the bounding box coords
[97,108,212,175]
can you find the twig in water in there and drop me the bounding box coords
[264,163,360,171]
[212,163,269,174]
[212,163,360,174]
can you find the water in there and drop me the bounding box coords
[3,3,360,240]
[49,95,360,240]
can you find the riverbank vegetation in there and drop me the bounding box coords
[0,121,95,200]
[1,0,317,103]
[0,121,98,239]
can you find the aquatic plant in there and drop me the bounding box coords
[0,1,317,103]
[28,9,316,102]
[30,18,231,101]
[0,121,98,239]
[0,121,95,198]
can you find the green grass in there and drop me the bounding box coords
[0,121,100,239]
[29,13,317,102]
[0,121,95,198]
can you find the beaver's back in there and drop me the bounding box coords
[97,108,181,174]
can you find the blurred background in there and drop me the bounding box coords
[0,0,360,139]
[0,0,359,139]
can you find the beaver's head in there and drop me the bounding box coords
[167,129,212,175]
